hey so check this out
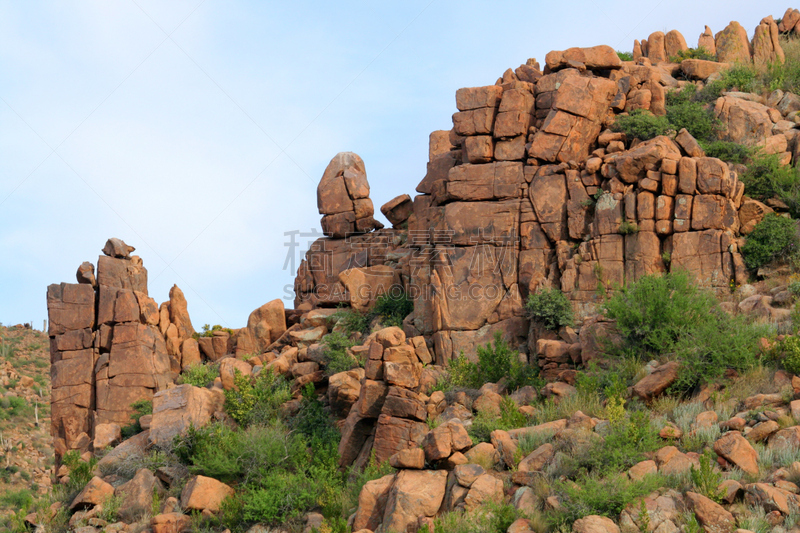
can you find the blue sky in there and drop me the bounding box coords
[0,0,788,329]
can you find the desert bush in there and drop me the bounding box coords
[700,140,751,164]
[371,292,414,328]
[617,51,633,61]
[0,489,33,511]
[223,369,291,427]
[618,220,639,235]
[739,153,800,216]
[331,307,370,336]
[770,335,800,375]
[612,109,671,140]
[469,397,529,443]
[446,332,539,391]
[120,400,152,439]
[690,452,726,503]
[741,214,799,270]
[321,332,359,376]
[526,288,574,330]
[605,272,766,393]
[604,271,715,357]
[670,47,715,62]
[555,473,663,525]
[193,324,233,339]
[577,409,660,475]
[180,363,219,388]
[665,86,719,140]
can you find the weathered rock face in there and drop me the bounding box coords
[48,239,173,464]
[317,152,383,237]
[296,43,755,374]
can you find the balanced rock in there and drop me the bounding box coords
[317,152,382,238]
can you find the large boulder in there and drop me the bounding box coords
[714,431,759,476]
[545,45,622,71]
[714,96,773,146]
[380,470,447,533]
[149,385,222,447]
[180,475,235,513]
[715,21,752,64]
[317,152,382,237]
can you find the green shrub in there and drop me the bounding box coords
[720,63,759,92]
[556,473,663,525]
[0,489,33,511]
[772,335,800,375]
[469,397,529,443]
[603,271,712,357]
[789,280,800,297]
[223,369,291,427]
[670,47,715,62]
[526,288,574,330]
[605,272,767,393]
[665,96,718,141]
[619,221,639,235]
[700,140,751,164]
[612,109,671,141]
[741,214,799,270]
[180,363,219,388]
[690,452,726,503]
[193,324,234,339]
[120,400,153,439]
[739,153,800,215]
[331,308,370,336]
[577,409,660,475]
[321,332,358,376]
[371,292,414,328]
[617,51,633,61]
[445,332,539,391]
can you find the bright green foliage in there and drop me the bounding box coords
[181,363,219,388]
[469,397,529,443]
[741,214,799,270]
[556,473,664,525]
[618,221,639,235]
[604,272,714,357]
[193,324,233,339]
[690,452,726,503]
[604,272,766,393]
[445,331,539,391]
[577,410,660,475]
[331,291,414,335]
[664,85,720,141]
[772,335,800,376]
[223,369,292,427]
[331,308,370,336]
[612,109,671,140]
[321,332,358,376]
[739,153,800,217]
[670,47,715,62]
[669,312,765,394]
[0,396,31,421]
[120,400,153,439]
[700,140,751,164]
[526,287,574,330]
[371,292,414,328]
[617,51,633,61]
[0,489,33,511]
[720,63,759,92]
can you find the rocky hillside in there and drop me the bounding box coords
[13,6,800,533]
[0,324,53,523]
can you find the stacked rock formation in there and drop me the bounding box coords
[48,239,171,463]
[338,326,434,469]
[317,152,383,238]
[295,40,783,371]
[634,18,784,66]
